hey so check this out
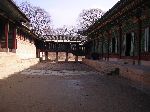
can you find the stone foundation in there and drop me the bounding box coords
[0,52,39,79]
[82,59,150,93]
[109,58,150,67]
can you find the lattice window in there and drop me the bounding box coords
[110,31,119,54]
[144,27,150,52]
[130,32,135,56]
[103,38,108,54]
[111,37,118,54]
[122,35,126,56]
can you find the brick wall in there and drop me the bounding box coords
[16,35,36,59]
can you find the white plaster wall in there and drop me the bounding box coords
[16,35,36,59]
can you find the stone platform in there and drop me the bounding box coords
[0,52,39,79]
[82,59,150,94]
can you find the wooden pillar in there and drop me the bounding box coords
[94,39,96,52]
[107,31,111,61]
[107,38,110,61]
[93,39,95,52]
[36,49,39,58]
[45,51,48,60]
[136,8,142,65]
[75,43,79,62]
[137,18,142,65]
[65,52,68,62]
[56,52,58,62]
[5,22,9,50]
[0,38,1,49]
[0,25,2,48]
[38,50,40,58]
[42,52,44,60]
[36,49,38,58]
[97,38,99,54]
[119,25,122,59]
[13,27,17,49]
[75,55,78,62]
[102,37,104,59]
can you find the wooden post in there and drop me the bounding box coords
[137,18,142,65]
[93,39,95,52]
[5,22,9,50]
[13,27,17,49]
[97,38,99,54]
[65,52,68,62]
[107,38,110,61]
[75,43,79,62]
[36,49,39,58]
[136,8,142,65]
[0,39,1,49]
[119,24,122,59]
[56,52,58,62]
[0,33,1,49]
[45,51,48,61]
[75,55,78,62]
[107,31,111,61]
[102,37,104,60]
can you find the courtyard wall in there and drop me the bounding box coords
[16,34,36,59]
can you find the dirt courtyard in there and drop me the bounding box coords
[0,62,150,112]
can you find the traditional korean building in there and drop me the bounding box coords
[0,0,40,59]
[83,0,150,66]
[81,0,150,93]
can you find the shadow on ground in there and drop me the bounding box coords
[0,62,150,112]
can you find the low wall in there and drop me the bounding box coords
[0,54,39,79]
[82,59,150,93]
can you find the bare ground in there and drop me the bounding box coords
[0,62,150,112]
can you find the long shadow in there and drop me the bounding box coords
[0,61,95,82]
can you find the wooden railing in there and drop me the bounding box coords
[35,41,87,56]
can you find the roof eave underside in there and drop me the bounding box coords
[84,0,145,36]
[0,0,29,23]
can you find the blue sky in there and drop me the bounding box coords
[14,0,119,28]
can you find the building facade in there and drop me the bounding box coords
[84,0,150,66]
[0,0,39,59]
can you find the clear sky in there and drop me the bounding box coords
[14,0,119,28]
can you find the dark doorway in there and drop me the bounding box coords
[0,21,5,48]
[125,33,132,56]
[112,37,116,53]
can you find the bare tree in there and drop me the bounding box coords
[48,25,83,41]
[53,26,75,35]
[77,8,105,30]
[19,1,52,36]
[54,26,68,35]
